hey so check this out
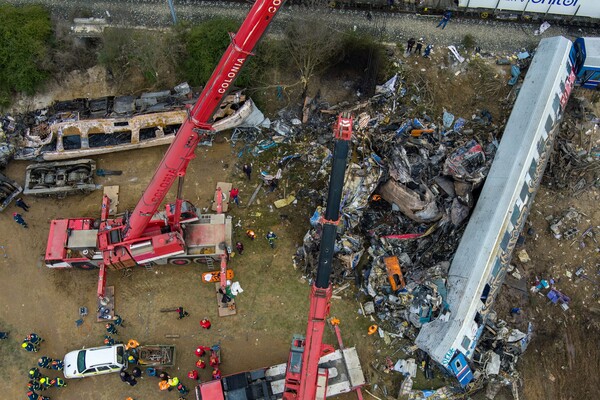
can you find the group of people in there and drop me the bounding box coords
[103,314,124,346]
[154,371,189,395]
[406,37,434,58]
[188,344,222,383]
[26,350,67,400]
[21,332,43,353]
[245,229,278,248]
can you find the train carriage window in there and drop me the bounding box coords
[537,135,547,155]
[544,115,554,136]
[89,131,132,147]
[511,204,521,227]
[461,336,471,352]
[500,230,511,251]
[63,135,82,150]
[529,158,538,180]
[520,182,530,203]
[552,95,560,116]
[480,284,491,304]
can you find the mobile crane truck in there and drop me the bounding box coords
[43,0,285,299]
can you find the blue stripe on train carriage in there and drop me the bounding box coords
[449,352,474,387]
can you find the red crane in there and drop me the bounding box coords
[282,114,356,400]
[44,0,285,291]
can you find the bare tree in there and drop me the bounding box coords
[283,17,341,96]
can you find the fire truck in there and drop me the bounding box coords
[196,115,365,400]
[43,0,283,297]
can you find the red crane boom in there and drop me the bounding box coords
[125,0,284,240]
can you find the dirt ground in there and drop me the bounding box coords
[1,46,599,400]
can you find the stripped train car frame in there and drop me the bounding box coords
[415,36,595,386]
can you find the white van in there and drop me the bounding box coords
[63,344,127,379]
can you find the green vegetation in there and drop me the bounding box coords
[462,33,476,50]
[0,4,52,107]
[98,27,181,89]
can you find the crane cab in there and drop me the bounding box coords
[573,37,600,89]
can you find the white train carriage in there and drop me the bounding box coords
[415,36,577,386]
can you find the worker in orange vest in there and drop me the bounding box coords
[246,229,256,240]
[159,380,170,391]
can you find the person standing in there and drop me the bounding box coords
[132,367,142,378]
[229,187,239,206]
[187,370,199,381]
[176,307,189,319]
[50,360,64,371]
[13,212,28,228]
[407,38,415,53]
[436,11,452,29]
[242,163,252,180]
[266,231,278,248]
[246,229,256,240]
[120,370,131,384]
[113,314,124,327]
[15,197,29,211]
[212,368,221,380]
[423,44,433,58]
[235,241,244,255]
[26,333,43,346]
[415,38,424,55]
[37,357,51,369]
[29,368,41,380]
[196,359,206,369]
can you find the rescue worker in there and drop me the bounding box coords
[168,377,179,391]
[128,354,138,365]
[266,231,278,248]
[113,314,124,327]
[126,374,138,386]
[246,229,256,240]
[200,318,211,330]
[39,376,51,390]
[415,38,424,55]
[229,187,239,205]
[187,370,199,381]
[50,359,64,371]
[196,359,206,369]
[209,353,220,367]
[15,197,29,211]
[27,391,50,400]
[159,380,170,391]
[242,163,252,180]
[120,370,131,384]
[13,212,28,228]
[195,346,208,357]
[132,367,142,378]
[125,339,139,350]
[212,368,222,380]
[407,37,416,53]
[27,380,42,391]
[37,356,51,369]
[235,241,244,255]
[104,335,115,346]
[105,322,118,335]
[52,377,67,388]
[177,382,189,395]
[0,331,8,339]
[29,367,41,379]
[26,333,43,346]
[423,44,433,58]
[176,306,189,320]
[22,341,38,352]
[158,371,170,381]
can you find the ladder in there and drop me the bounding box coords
[205,256,214,270]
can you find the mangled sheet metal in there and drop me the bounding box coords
[379,180,442,223]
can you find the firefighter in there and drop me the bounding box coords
[15,197,29,212]
[37,356,51,369]
[29,367,41,379]
[13,212,28,228]
[195,359,206,369]
[113,314,124,327]
[209,353,220,367]
[27,380,42,391]
[176,307,189,319]
[212,368,221,380]
[266,231,277,248]
[104,335,115,346]
[39,376,51,390]
[22,341,38,352]
[26,333,43,346]
[50,359,64,371]
[105,323,118,335]
[200,318,211,330]
[52,377,67,388]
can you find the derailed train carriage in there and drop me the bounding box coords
[415,36,600,386]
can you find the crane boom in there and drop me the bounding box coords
[124,0,284,240]
[283,114,353,400]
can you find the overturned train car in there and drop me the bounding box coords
[415,36,594,386]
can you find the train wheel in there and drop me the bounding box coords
[480,12,489,19]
